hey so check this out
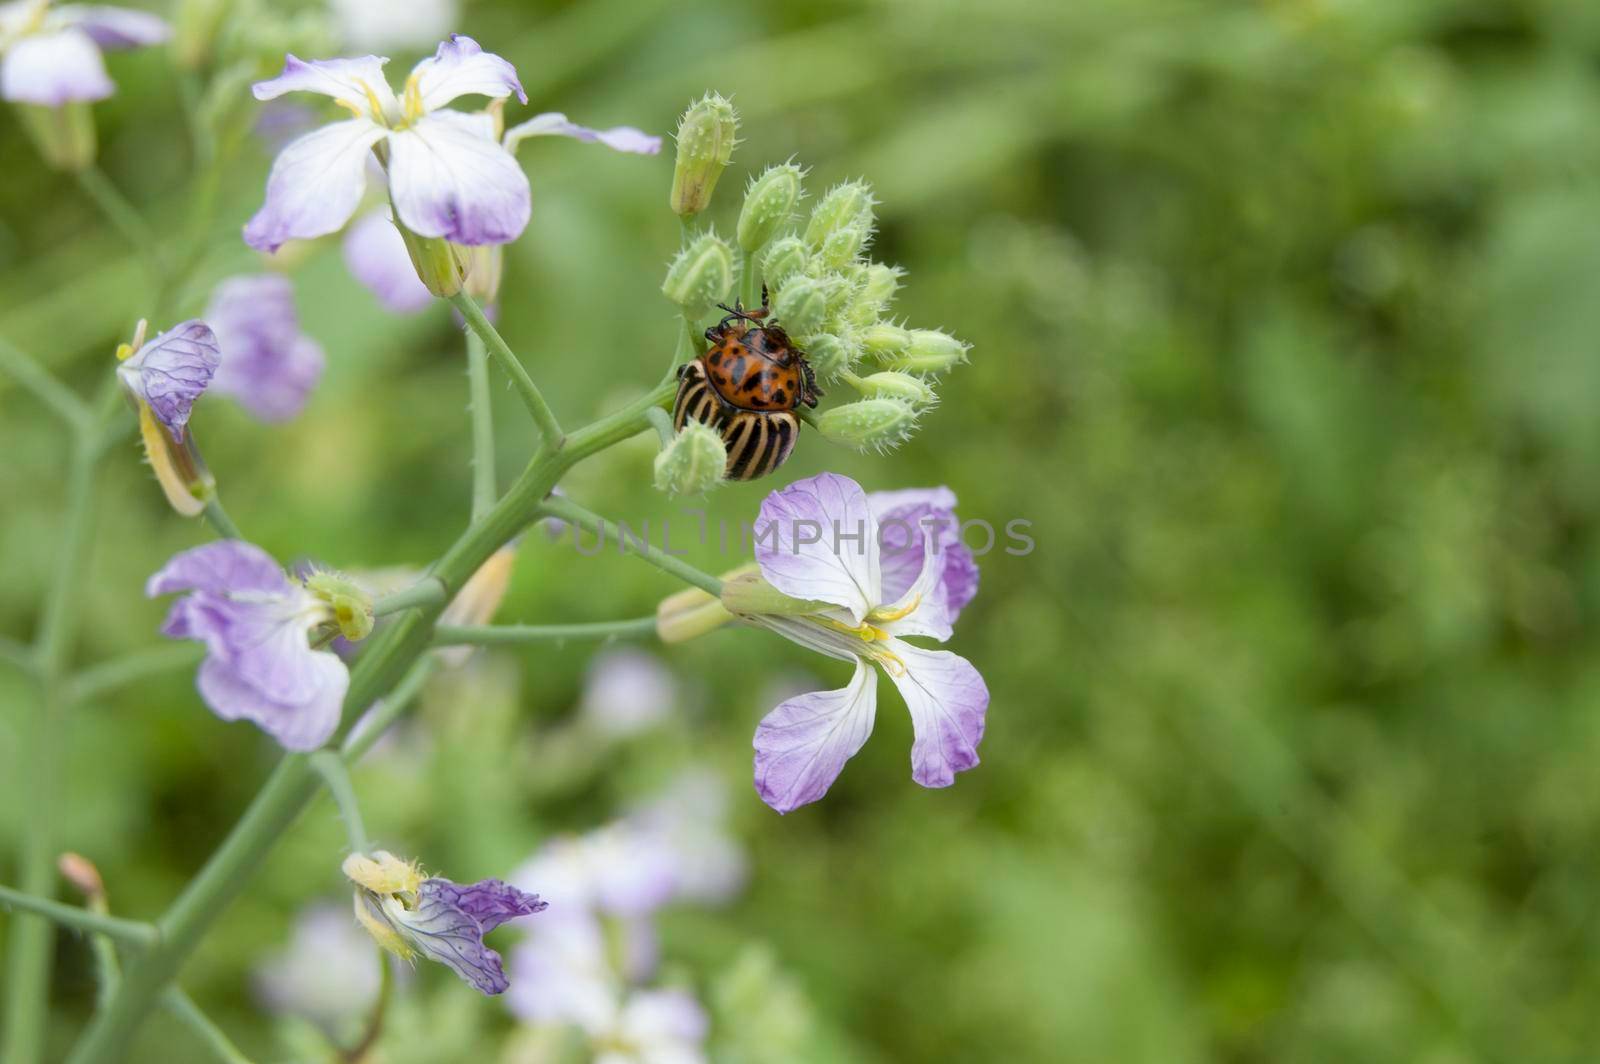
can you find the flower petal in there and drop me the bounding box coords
[873,489,979,623]
[116,319,220,439]
[341,209,435,313]
[755,472,880,624]
[251,54,397,119]
[146,539,291,598]
[0,28,111,105]
[391,879,513,994]
[244,118,386,252]
[206,275,325,422]
[387,110,530,245]
[424,877,546,934]
[54,5,170,49]
[878,515,953,642]
[197,650,347,751]
[503,112,661,156]
[410,34,525,111]
[884,642,987,789]
[752,659,877,813]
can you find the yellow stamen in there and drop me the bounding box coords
[868,594,921,624]
[818,616,893,643]
[402,73,424,125]
[361,81,389,124]
[113,343,132,362]
[333,98,364,119]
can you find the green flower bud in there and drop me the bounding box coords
[393,215,463,299]
[661,232,735,315]
[656,584,734,644]
[804,181,875,268]
[15,102,96,171]
[798,328,861,380]
[816,398,920,453]
[670,92,738,217]
[860,321,911,360]
[771,275,835,337]
[849,263,903,324]
[760,236,810,289]
[653,421,727,496]
[305,572,375,642]
[737,163,804,253]
[849,370,937,407]
[883,329,970,375]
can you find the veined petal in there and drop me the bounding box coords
[425,877,545,934]
[387,110,530,245]
[0,28,111,104]
[879,520,953,642]
[197,649,347,751]
[391,880,513,994]
[54,5,170,49]
[866,486,957,518]
[146,540,292,598]
[873,491,979,623]
[341,209,434,313]
[503,112,661,156]
[884,642,987,789]
[116,320,220,440]
[755,472,880,625]
[410,34,525,112]
[243,118,386,252]
[752,659,877,813]
[252,54,398,120]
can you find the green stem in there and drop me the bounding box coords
[449,291,563,447]
[0,337,90,429]
[465,329,496,521]
[310,753,370,854]
[0,885,157,948]
[164,989,252,1064]
[72,167,164,271]
[644,405,675,446]
[201,495,241,540]
[373,578,448,618]
[0,636,34,675]
[538,496,724,596]
[69,644,203,705]
[740,252,758,308]
[434,618,658,646]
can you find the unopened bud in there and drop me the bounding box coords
[394,217,463,299]
[849,370,937,407]
[816,398,919,453]
[15,102,96,171]
[670,93,738,217]
[459,243,504,305]
[654,421,727,496]
[657,585,734,643]
[58,853,106,902]
[771,275,837,337]
[883,329,969,375]
[138,404,214,517]
[737,163,803,253]
[797,328,860,380]
[849,263,903,323]
[661,233,734,314]
[760,236,810,290]
[860,322,911,359]
[305,572,375,641]
[804,181,875,268]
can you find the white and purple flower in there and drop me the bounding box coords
[115,318,219,442]
[343,850,546,996]
[744,473,988,813]
[204,274,326,421]
[147,540,350,751]
[244,35,531,253]
[0,0,168,106]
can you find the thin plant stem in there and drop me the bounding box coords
[69,643,203,705]
[740,251,758,308]
[466,329,496,521]
[164,989,253,1064]
[449,291,563,447]
[0,337,90,429]
[341,656,438,764]
[434,618,658,646]
[373,578,448,618]
[310,753,370,854]
[201,495,242,540]
[0,885,158,947]
[538,496,724,596]
[72,166,163,270]
[644,405,675,446]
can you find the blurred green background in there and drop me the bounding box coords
[6,0,1600,1060]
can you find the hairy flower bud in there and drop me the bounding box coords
[860,322,911,360]
[305,572,375,642]
[737,163,803,253]
[804,181,875,268]
[849,370,937,407]
[771,275,835,337]
[797,328,860,380]
[662,233,734,315]
[670,93,738,217]
[760,236,810,290]
[15,102,96,171]
[816,398,920,453]
[849,263,903,324]
[654,421,727,496]
[883,329,970,374]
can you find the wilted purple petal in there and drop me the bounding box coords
[56,5,170,49]
[427,877,546,934]
[503,111,661,156]
[387,110,530,245]
[244,118,386,252]
[382,877,535,995]
[755,473,880,625]
[884,642,987,789]
[0,28,111,104]
[146,539,291,598]
[409,34,525,111]
[116,319,219,440]
[197,650,346,751]
[206,274,325,421]
[753,660,877,813]
[342,210,433,313]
